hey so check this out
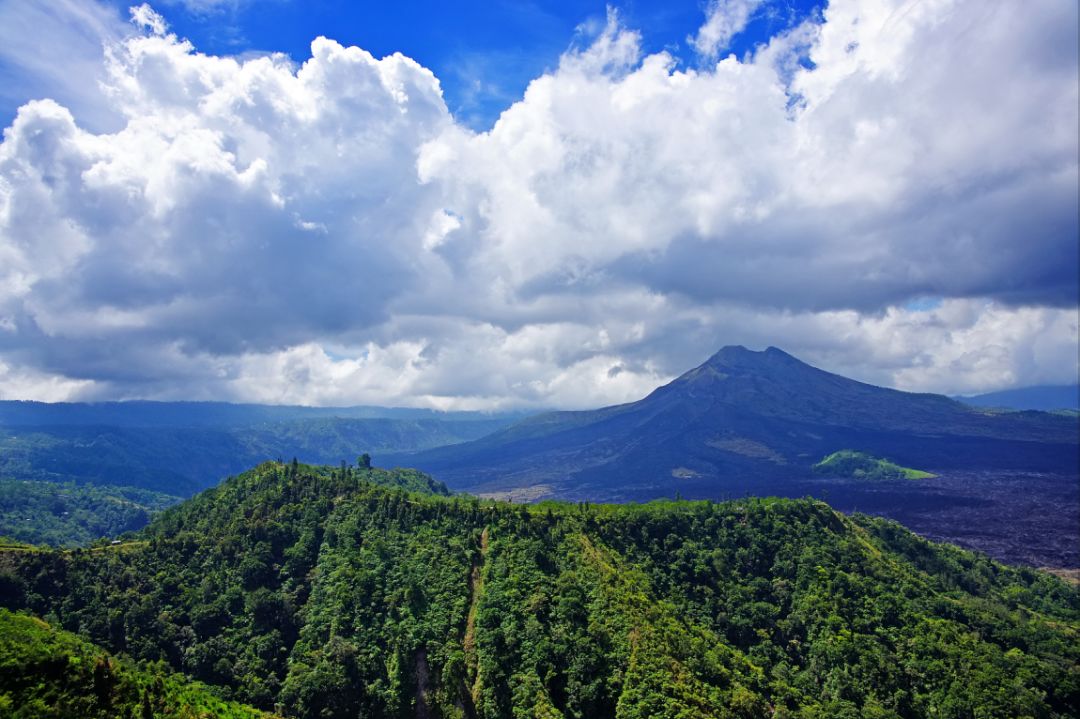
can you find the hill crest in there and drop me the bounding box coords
[2,459,1077,718]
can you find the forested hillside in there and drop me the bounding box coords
[0,480,179,546]
[0,414,486,548]
[1,461,1076,718]
[0,609,276,718]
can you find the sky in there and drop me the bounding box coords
[0,0,1076,409]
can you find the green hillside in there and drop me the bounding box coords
[0,609,276,718]
[1,461,1077,718]
[814,450,935,480]
[0,480,180,547]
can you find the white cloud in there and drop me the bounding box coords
[0,32,451,353]
[565,8,643,76]
[0,356,96,402]
[420,0,1076,312]
[0,0,130,132]
[0,0,1075,408]
[216,329,669,410]
[690,0,765,59]
[129,3,168,36]
[748,300,1080,396]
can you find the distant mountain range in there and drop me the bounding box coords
[0,401,526,496]
[0,399,529,428]
[957,385,1080,412]
[388,346,1078,502]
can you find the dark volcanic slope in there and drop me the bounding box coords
[390,346,1078,501]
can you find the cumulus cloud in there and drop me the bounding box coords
[732,300,1080,396]
[0,0,130,132]
[129,3,167,35]
[0,356,95,402]
[690,0,765,59]
[420,0,1077,313]
[1,30,450,354]
[0,0,1075,408]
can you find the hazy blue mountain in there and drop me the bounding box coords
[0,403,528,497]
[0,400,529,428]
[958,385,1080,412]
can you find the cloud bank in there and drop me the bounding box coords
[0,0,1076,407]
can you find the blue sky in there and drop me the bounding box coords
[0,0,1075,407]
[100,0,823,129]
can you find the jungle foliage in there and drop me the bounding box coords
[0,609,276,718]
[0,461,1077,718]
[0,480,179,547]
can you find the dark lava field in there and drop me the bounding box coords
[791,470,1079,570]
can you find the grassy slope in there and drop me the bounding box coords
[0,462,1076,718]
[814,450,935,480]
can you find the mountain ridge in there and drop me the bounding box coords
[958,384,1080,412]
[0,412,521,497]
[388,345,1078,498]
[2,460,1077,718]
[0,399,529,429]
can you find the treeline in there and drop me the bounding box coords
[1,461,1077,718]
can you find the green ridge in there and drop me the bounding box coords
[0,461,1076,718]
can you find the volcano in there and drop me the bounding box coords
[387,346,1079,502]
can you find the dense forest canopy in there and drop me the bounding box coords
[0,609,277,718]
[1,461,1077,718]
[0,480,179,547]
